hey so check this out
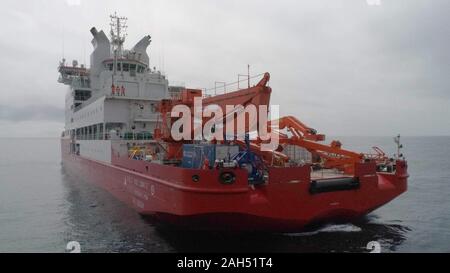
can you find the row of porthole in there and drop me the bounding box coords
[141,165,236,185]
[191,172,236,185]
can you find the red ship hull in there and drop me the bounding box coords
[61,139,408,232]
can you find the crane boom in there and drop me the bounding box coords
[154,72,373,174]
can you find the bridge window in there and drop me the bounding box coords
[74,90,91,101]
[130,64,136,76]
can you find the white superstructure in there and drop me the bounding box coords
[59,14,180,163]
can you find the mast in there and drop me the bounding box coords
[109,13,128,77]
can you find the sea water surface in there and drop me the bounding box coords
[0,137,449,253]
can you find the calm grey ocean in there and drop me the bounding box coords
[0,137,449,253]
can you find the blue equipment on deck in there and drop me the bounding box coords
[182,144,239,169]
[231,134,266,185]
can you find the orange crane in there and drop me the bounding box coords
[154,72,371,174]
[155,73,272,140]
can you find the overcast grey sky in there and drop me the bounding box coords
[0,0,448,137]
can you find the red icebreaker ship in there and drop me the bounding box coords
[60,15,408,232]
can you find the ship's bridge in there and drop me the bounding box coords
[102,58,148,76]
